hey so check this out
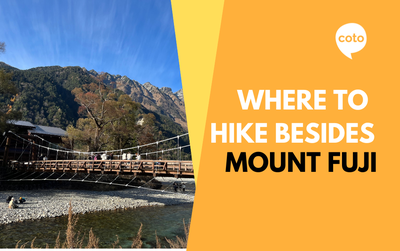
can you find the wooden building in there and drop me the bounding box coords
[1,121,67,165]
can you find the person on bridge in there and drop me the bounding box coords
[136,153,141,161]
[101,152,108,160]
[8,197,18,209]
[127,152,132,160]
[157,158,164,170]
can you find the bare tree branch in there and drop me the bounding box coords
[0,42,5,54]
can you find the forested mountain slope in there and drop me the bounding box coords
[0,62,187,139]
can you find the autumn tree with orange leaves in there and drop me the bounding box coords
[67,74,140,151]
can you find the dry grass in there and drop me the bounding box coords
[65,201,79,248]
[165,219,190,248]
[54,232,61,248]
[15,240,30,249]
[30,237,36,249]
[14,203,190,249]
[131,223,143,248]
[155,231,161,248]
[76,231,86,248]
[86,228,99,248]
[112,235,122,249]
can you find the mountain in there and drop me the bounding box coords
[85,69,187,130]
[0,62,18,71]
[0,62,187,137]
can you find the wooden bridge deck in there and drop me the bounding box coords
[11,159,194,178]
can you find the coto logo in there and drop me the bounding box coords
[336,23,367,59]
[338,34,365,43]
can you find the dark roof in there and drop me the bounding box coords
[28,125,67,137]
[7,120,67,137]
[7,120,36,128]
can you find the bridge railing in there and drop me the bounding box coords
[11,159,194,177]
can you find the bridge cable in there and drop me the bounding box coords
[8,131,189,155]
[68,173,78,181]
[0,170,15,179]
[125,176,137,187]
[33,134,72,151]
[138,177,155,188]
[16,141,32,161]
[0,136,7,148]
[7,172,36,181]
[1,171,27,180]
[44,172,56,180]
[21,172,37,180]
[13,139,17,160]
[95,174,103,183]
[9,171,28,180]
[31,172,47,180]
[109,175,120,185]
[5,171,35,181]
[81,173,90,182]
[161,180,176,192]
[0,174,195,197]
[56,173,66,181]
[7,131,191,162]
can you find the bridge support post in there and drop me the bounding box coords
[32,140,37,162]
[2,136,10,168]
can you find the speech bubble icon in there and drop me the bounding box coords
[336,23,367,59]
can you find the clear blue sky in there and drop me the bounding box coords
[0,0,182,92]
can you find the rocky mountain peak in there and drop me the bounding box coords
[121,75,130,82]
[89,69,98,75]
[123,81,186,130]
[72,66,187,130]
[160,87,173,95]
[143,82,157,92]
[175,89,184,102]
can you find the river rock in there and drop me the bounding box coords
[0,177,194,225]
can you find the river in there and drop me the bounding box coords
[0,203,193,248]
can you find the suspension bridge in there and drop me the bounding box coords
[10,159,194,177]
[0,131,194,193]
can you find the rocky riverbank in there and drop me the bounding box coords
[0,178,194,225]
